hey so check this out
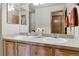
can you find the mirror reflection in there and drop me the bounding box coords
[29,3,79,35]
[7,3,79,35]
[7,3,27,25]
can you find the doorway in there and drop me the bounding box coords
[51,11,65,34]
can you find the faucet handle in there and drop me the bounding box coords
[42,28,45,33]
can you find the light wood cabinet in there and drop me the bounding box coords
[3,41,16,56]
[31,45,37,56]
[3,40,79,56]
[3,40,54,56]
[17,43,31,56]
[55,49,79,56]
[31,45,54,56]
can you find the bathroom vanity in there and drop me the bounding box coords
[3,34,79,56]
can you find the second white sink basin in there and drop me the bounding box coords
[43,37,67,44]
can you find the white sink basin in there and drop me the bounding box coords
[14,35,33,39]
[43,37,67,44]
[14,35,45,39]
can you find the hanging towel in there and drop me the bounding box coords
[70,7,78,27]
[65,8,67,19]
[74,7,78,26]
[65,16,69,27]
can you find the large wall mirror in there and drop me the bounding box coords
[7,3,27,25]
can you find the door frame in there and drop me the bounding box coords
[50,10,65,34]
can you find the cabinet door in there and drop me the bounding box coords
[31,45,54,56]
[4,41,16,56]
[37,46,54,56]
[31,45,38,56]
[55,49,79,56]
[17,43,31,56]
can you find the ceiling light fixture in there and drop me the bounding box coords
[33,3,39,5]
[33,3,45,6]
[8,4,15,11]
[8,7,14,11]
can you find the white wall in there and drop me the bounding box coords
[2,4,29,35]
[0,3,2,56]
[65,3,74,16]
[35,4,65,34]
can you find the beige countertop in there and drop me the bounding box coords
[2,34,79,51]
